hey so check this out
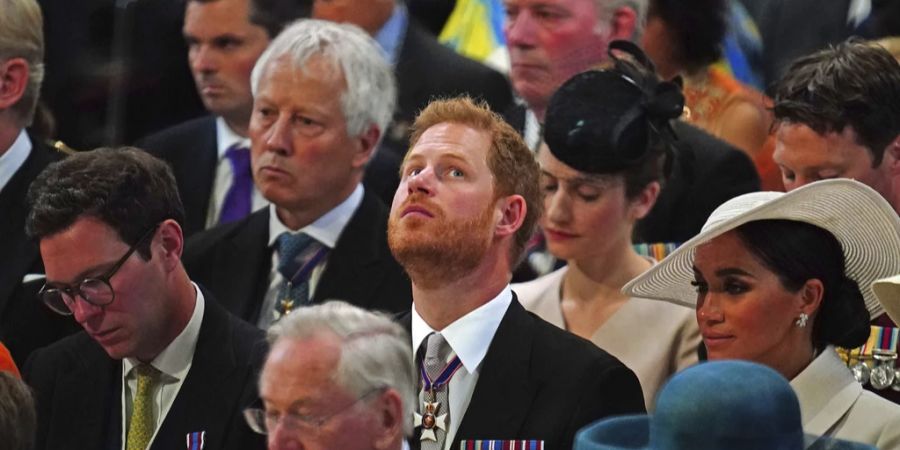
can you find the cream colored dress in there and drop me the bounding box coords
[513,266,700,410]
[792,346,900,448]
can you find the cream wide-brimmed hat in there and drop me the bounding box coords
[873,275,900,323]
[623,179,900,318]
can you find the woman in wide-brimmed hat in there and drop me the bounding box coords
[575,360,876,450]
[512,42,700,410]
[624,178,900,447]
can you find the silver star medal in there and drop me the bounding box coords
[414,400,447,442]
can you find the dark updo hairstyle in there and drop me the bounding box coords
[543,40,686,200]
[734,220,870,350]
[647,0,728,73]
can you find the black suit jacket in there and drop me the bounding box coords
[24,293,267,450]
[746,0,853,91]
[0,136,80,365]
[504,105,760,244]
[136,116,219,238]
[182,190,412,322]
[402,298,645,450]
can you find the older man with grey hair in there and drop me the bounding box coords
[0,0,78,366]
[183,19,412,330]
[501,0,759,248]
[247,300,414,450]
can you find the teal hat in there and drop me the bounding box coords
[575,360,876,450]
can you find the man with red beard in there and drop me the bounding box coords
[389,97,645,450]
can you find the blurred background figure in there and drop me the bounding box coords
[0,0,79,368]
[574,360,877,450]
[513,51,699,410]
[625,179,900,448]
[250,301,414,450]
[641,0,780,190]
[0,372,37,450]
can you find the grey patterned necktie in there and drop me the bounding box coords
[417,332,455,450]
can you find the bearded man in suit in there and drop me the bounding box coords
[388,97,645,450]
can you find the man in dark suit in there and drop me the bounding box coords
[137,0,311,237]
[0,0,79,366]
[388,97,645,450]
[502,0,759,245]
[23,148,266,450]
[311,0,513,157]
[182,20,412,330]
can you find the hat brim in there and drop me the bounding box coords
[873,275,900,324]
[623,179,900,318]
[574,415,650,450]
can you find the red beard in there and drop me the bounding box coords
[388,193,495,289]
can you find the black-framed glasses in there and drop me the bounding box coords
[38,225,159,316]
[243,387,386,436]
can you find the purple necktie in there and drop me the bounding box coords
[219,144,253,224]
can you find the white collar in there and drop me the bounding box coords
[123,283,206,380]
[215,116,250,159]
[411,286,513,373]
[267,184,364,249]
[0,129,32,193]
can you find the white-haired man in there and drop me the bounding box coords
[502,0,760,245]
[183,19,412,329]
[249,300,414,450]
[0,0,77,365]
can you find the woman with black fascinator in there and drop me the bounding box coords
[513,42,700,411]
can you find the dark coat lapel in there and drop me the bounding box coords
[152,298,256,449]
[451,298,536,446]
[313,191,389,309]
[53,337,121,450]
[174,118,217,236]
[204,210,271,322]
[0,138,58,311]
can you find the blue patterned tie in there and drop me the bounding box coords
[275,232,327,314]
[219,144,253,224]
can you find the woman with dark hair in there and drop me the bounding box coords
[513,42,700,410]
[624,179,900,447]
[640,0,780,190]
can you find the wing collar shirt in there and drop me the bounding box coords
[411,285,513,450]
[205,117,268,228]
[0,130,32,194]
[259,184,364,328]
[121,283,206,449]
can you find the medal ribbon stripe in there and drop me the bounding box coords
[186,432,205,450]
[420,356,463,392]
[460,440,544,449]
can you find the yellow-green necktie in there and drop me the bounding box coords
[126,364,161,450]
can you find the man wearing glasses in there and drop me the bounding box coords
[248,301,414,450]
[22,148,267,450]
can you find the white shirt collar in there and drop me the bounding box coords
[411,286,513,373]
[215,116,250,159]
[0,130,32,193]
[123,283,206,380]
[267,183,364,249]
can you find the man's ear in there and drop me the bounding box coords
[352,124,382,170]
[494,194,527,239]
[156,219,185,271]
[371,389,405,450]
[610,6,639,41]
[0,58,29,111]
[885,135,900,175]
